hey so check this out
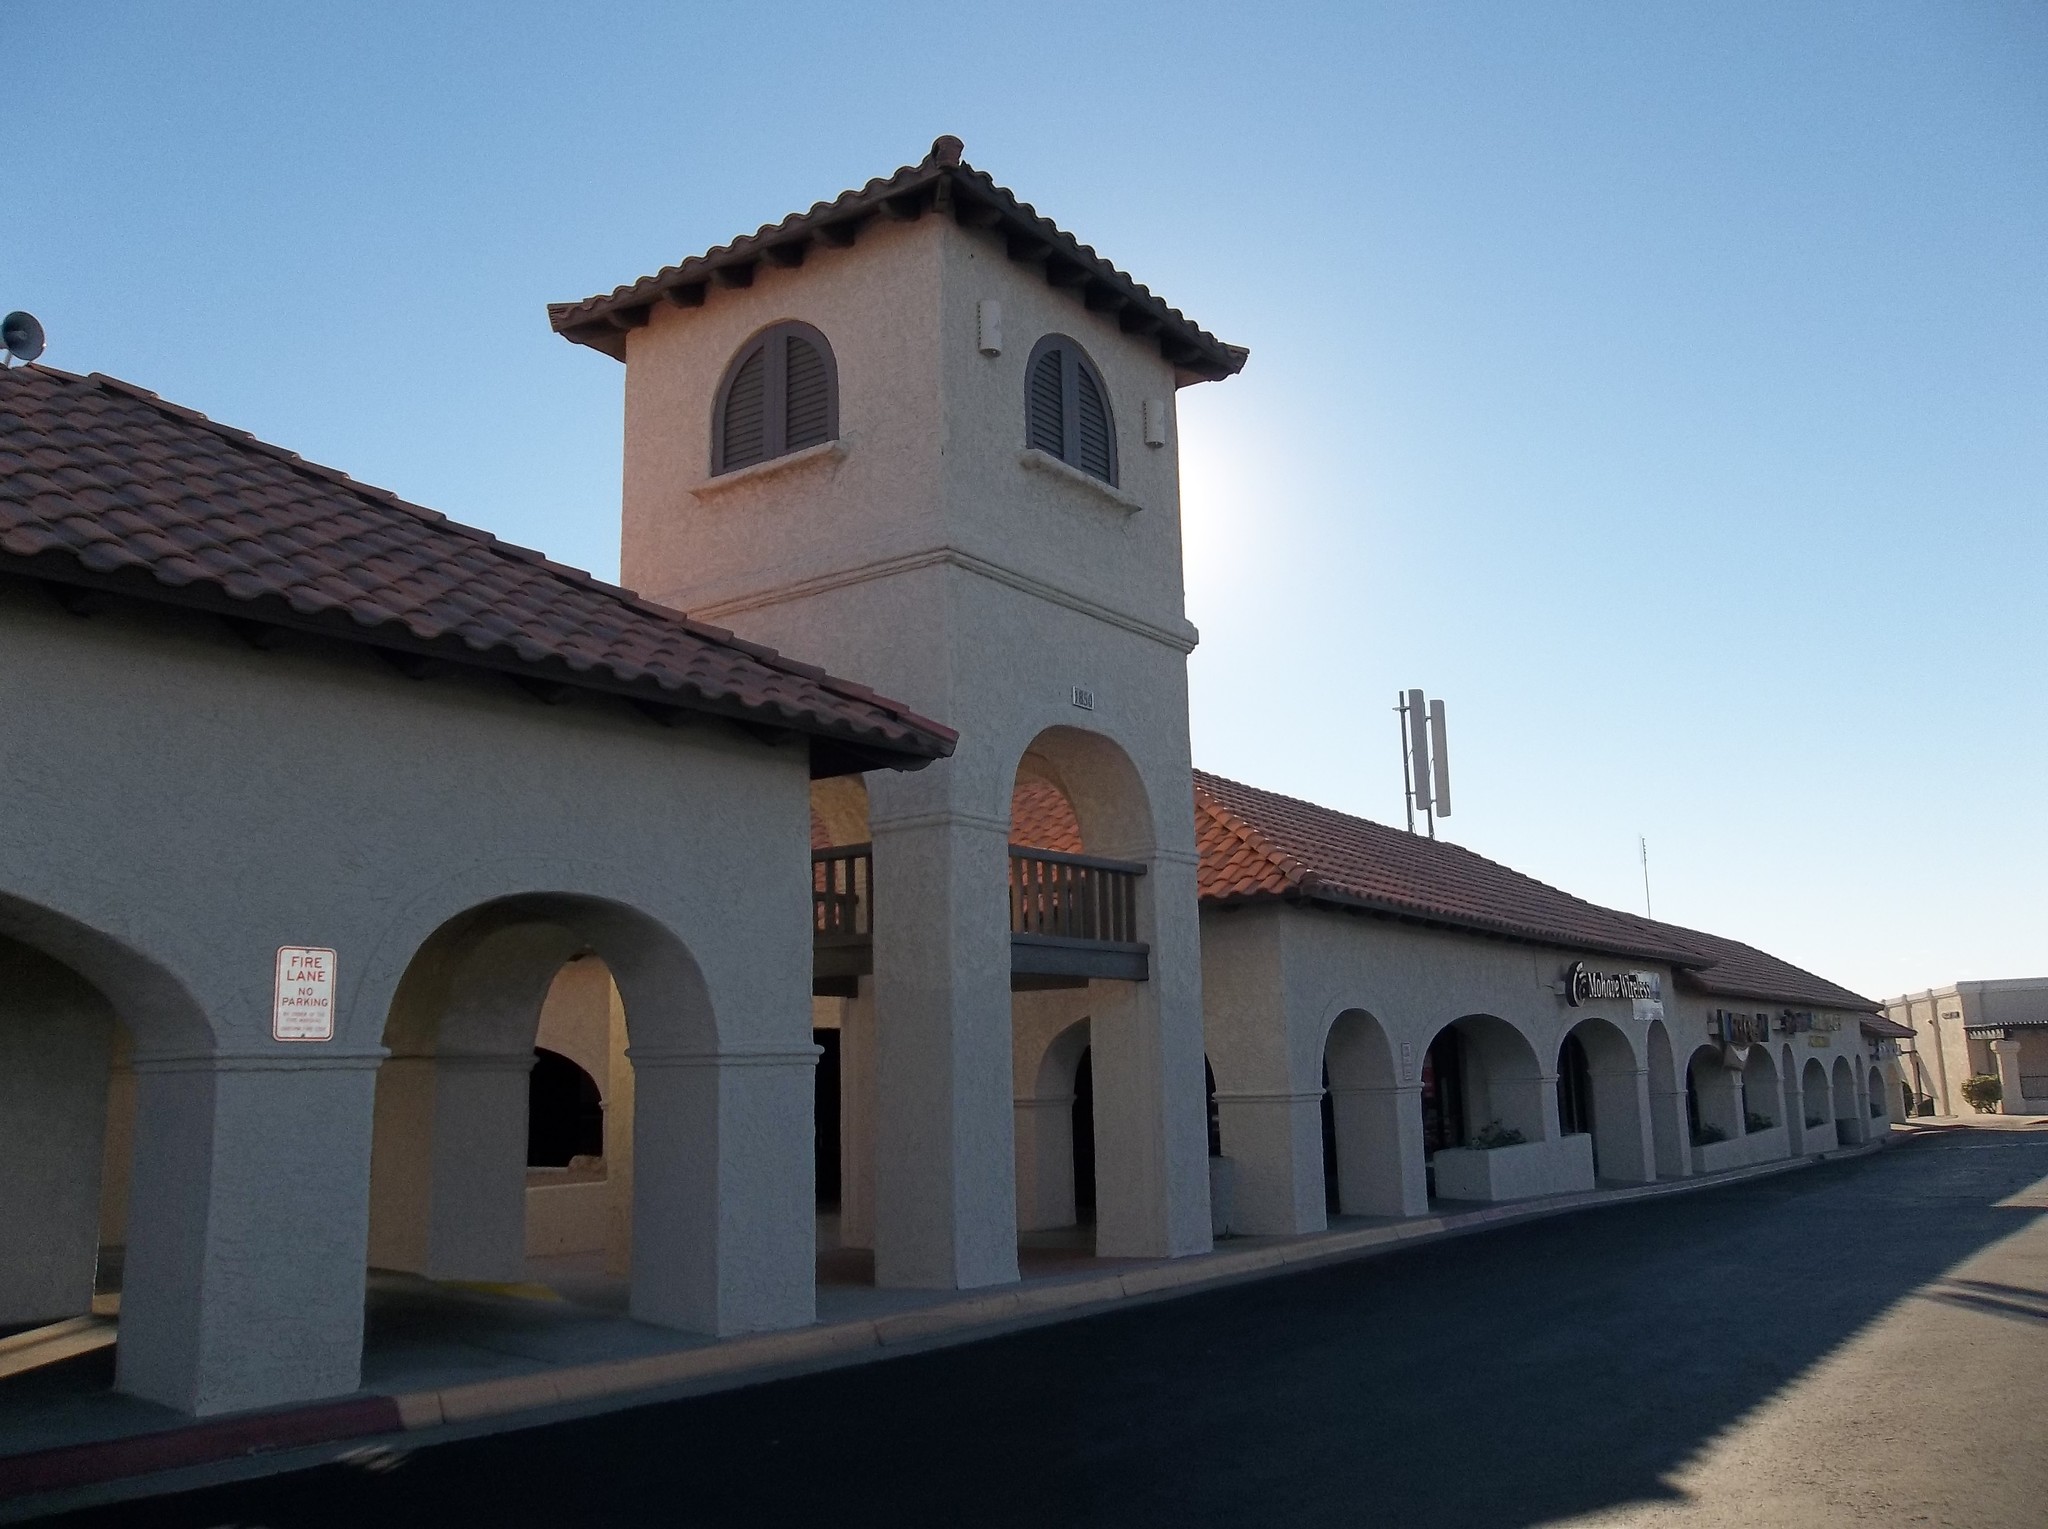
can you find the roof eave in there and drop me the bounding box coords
[0,550,955,770]
[548,157,1247,383]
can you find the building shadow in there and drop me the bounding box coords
[33,1136,2048,1528]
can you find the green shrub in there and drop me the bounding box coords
[1692,1123,1728,1145]
[1961,1074,2002,1113]
[1806,1113,1828,1130]
[1745,1111,1774,1134]
[1467,1120,1527,1150]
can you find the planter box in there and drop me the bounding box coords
[1691,1122,1789,1175]
[1433,1134,1595,1202]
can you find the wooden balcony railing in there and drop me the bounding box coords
[810,841,1149,993]
[1007,846,1142,945]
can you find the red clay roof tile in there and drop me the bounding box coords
[549,137,1247,383]
[1192,770,1708,966]
[0,365,954,773]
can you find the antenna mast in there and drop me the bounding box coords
[1639,836,1653,918]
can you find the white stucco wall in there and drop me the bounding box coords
[0,584,822,1414]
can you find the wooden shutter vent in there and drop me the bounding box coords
[713,322,838,476]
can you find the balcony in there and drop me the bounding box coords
[812,843,1149,996]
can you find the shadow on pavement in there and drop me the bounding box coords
[36,1134,2048,1529]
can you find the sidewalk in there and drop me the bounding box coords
[0,1136,1889,1510]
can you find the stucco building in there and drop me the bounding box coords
[1883,979,2048,1116]
[1,137,1903,1422]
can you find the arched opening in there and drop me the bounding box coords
[1645,1018,1686,1179]
[1685,1044,1740,1149]
[1831,1056,1859,1146]
[368,892,731,1335]
[809,773,872,1254]
[1320,1008,1416,1218]
[1557,1033,1594,1136]
[1560,1017,1651,1184]
[711,320,839,475]
[1741,1045,1779,1135]
[1869,1065,1891,1130]
[1420,1027,1468,1157]
[1801,1058,1831,1149]
[1013,1013,1091,1239]
[0,896,223,1411]
[1006,724,1200,1264]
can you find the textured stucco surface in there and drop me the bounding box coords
[0,583,820,1413]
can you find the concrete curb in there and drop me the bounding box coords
[0,1137,1889,1505]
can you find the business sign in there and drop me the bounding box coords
[273,946,336,1042]
[1562,961,1661,1007]
[1711,1009,1771,1047]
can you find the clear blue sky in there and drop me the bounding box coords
[8,2,2042,998]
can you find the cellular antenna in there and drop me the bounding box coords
[1395,689,1453,837]
[2,311,45,367]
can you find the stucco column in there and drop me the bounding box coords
[1214,1090,1326,1235]
[628,1046,817,1334]
[868,805,1018,1290]
[837,982,879,1250]
[1087,850,1212,1260]
[1329,1082,1429,1217]
[1013,1094,1077,1232]
[1781,1065,1808,1156]
[117,1049,379,1417]
[1649,1079,1691,1179]
[0,957,115,1326]
[1991,1038,2024,1116]
[1588,1064,1655,1184]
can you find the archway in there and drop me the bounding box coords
[1831,1056,1859,1146]
[1559,1016,1652,1183]
[810,772,875,1251]
[1645,1018,1687,1178]
[1869,1064,1890,1132]
[367,892,739,1335]
[1013,1014,1091,1236]
[1320,1008,1422,1218]
[1801,1058,1831,1153]
[1685,1044,1741,1148]
[0,897,254,1414]
[1005,726,1205,1262]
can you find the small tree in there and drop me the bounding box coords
[1961,1074,2003,1114]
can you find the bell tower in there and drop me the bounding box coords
[552,137,1247,1288]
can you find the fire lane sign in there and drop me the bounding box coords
[272,946,336,1042]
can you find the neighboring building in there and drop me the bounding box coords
[0,137,1903,1424]
[1883,979,2048,1116]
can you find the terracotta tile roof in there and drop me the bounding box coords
[1192,771,1709,967]
[1010,778,1084,853]
[0,365,954,775]
[549,136,1248,383]
[1654,924,1880,1014]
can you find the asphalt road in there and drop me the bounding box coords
[35,1128,2048,1527]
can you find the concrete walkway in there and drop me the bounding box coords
[0,1138,1888,1508]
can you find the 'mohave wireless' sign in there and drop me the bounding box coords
[1560,961,1661,1007]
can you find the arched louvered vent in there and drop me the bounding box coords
[712,322,839,476]
[1028,346,1065,457]
[1023,334,1117,486]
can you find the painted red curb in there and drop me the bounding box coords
[0,1394,402,1502]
